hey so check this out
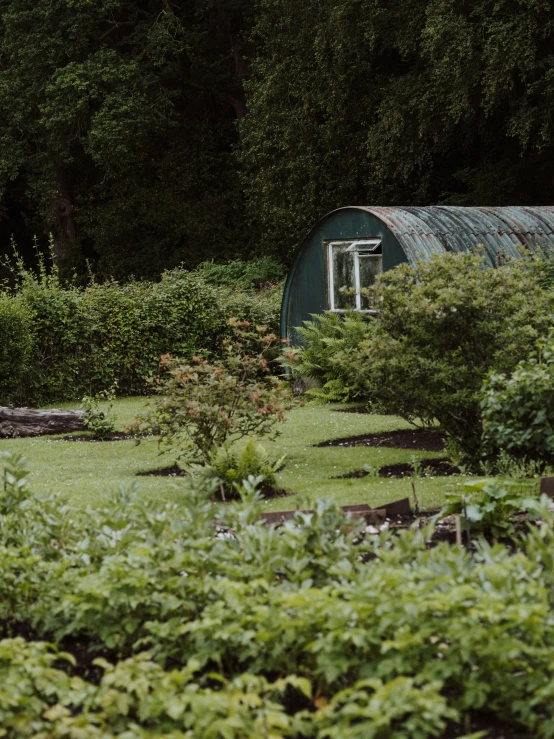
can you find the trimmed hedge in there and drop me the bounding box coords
[0,294,33,400]
[0,266,283,405]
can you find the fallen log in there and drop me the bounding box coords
[0,406,86,438]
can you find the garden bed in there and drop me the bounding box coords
[137,465,290,499]
[338,457,460,479]
[61,432,133,442]
[317,428,445,451]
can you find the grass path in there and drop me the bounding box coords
[0,397,470,510]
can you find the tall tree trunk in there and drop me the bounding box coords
[52,170,79,272]
[227,33,250,119]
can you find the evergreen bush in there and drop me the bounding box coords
[350,252,554,466]
[482,337,554,467]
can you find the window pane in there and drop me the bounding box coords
[332,245,356,310]
[359,255,382,310]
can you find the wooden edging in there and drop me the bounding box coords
[259,497,411,527]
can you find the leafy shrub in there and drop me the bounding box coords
[130,320,290,464]
[440,478,540,539]
[0,638,455,738]
[284,311,375,402]
[81,384,118,440]
[350,252,554,466]
[482,337,554,467]
[189,439,286,499]
[197,257,285,289]
[4,451,554,735]
[0,294,34,403]
[217,281,283,337]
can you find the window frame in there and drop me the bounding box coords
[326,239,381,313]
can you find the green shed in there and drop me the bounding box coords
[281,205,554,346]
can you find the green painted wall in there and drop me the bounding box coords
[281,207,407,345]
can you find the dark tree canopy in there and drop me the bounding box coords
[0,0,252,277]
[0,0,553,274]
[239,0,554,258]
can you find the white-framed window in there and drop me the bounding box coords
[327,239,382,312]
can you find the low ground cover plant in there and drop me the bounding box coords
[2,451,554,736]
[440,478,541,539]
[189,438,286,499]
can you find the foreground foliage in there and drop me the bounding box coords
[3,451,554,736]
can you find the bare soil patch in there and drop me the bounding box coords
[136,464,184,477]
[317,428,445,451]
[137,466,289,499]
[61,432,133,442]
[338,458,460,479]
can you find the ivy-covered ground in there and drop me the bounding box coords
[0,399,471,511]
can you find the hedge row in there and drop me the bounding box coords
[2,452,554,736]
[0,266,282,405]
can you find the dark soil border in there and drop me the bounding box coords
[317,428,445,452]
[61,432,134,442]
[334,406,372,414]
[136,464,184,477]
[337,457,460,479]
[136,466,289,499]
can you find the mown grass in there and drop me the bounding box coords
[0,397,471,510]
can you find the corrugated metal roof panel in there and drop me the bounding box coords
[358,206,554,265]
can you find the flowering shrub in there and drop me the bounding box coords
[129,320,291,463]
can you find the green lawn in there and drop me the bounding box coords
[0,397,471,510]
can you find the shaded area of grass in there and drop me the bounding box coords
[0,398,471,511]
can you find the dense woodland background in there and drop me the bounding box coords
[0,0,552,280]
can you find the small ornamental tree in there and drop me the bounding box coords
[350,252,554,466]
[482,338,554,467]
[130,319,291,463]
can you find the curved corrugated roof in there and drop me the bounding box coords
[358,206,554,265]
